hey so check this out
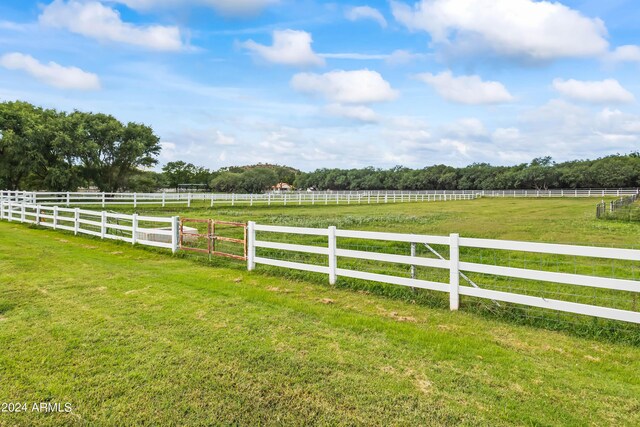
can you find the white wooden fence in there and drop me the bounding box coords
[246,222,640,324]
[3,188,638,209]
[2,197,639,325]
[0,190,478,207]
[0,200,179,252]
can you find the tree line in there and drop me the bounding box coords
[294,155,640,191]
[0,101,160,192]
[2,101,639,193]
[161,162,299,193]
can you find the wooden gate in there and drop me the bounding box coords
[180,218,247,260]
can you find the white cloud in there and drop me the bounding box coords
[325,104,379,122]
[443,118,488,139]
[0,52,100,90]
[552,78,635,104]
[114,0,278,16]
[596,108,640,141]
[607,45,640,63]
[391,0,608,60]
[241,30,325,67]
[319,50,428,63]
[39,0,185,51]
[346,6,387,28]
[516,99,640,158]
[385,49,428,66]
[492,127,521,143]
[213,130,236,145]
[291,69,398,104]
[320,53,388,60]
[159,142,178,162]
[0,20,27,31]
[416,71,514,104]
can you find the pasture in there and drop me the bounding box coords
[1,197,639,425]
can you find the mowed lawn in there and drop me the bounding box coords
[1,220,639,426]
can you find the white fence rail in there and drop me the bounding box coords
[0,200,179,252]
[1,190,478,207]
[3,188,638,209]
[246,222,640,324]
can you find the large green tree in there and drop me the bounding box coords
[0,101,83,191]
[67,112,161,192]
[1,101,162,192]
[162,161,211,189]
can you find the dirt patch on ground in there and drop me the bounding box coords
[0,316,7,322]
[415,378,433,395]
[124,287,150,295]
[267,287,292,293]
[319,298,334,304]
[380,365,396,374]
[110,251,123,255]
[94,286,107,292]
[82,245,98,249]
[56,238,69,243]
[389,312,417,322]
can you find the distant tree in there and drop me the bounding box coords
[125,171,166,192]
[67,112,161,192]
[162,161,211,190]
[210,172,243,193]
[240,168,278,193]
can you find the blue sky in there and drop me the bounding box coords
[1,0,639,171]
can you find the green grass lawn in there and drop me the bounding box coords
[1,221,639,426]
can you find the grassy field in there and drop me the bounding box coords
[130,196,640,246]
[1,220,640,426]
[111,197,639,343]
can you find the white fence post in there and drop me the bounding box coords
[162,192,166,208]
[449,233,460,311]
[66,192,70,207]
[132,213,138,245]
[101,211,106,239]
[171,216,179,253]
[74,208,80,235]
[102,192,106,208]
[410,242,416,279]
[21,204,25,223]
[188,193,192,208]
[133,193,138,209]
[247,221,256,271]
[53,206,58,230]
[328,226,337,285]
[35,205,40,225]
